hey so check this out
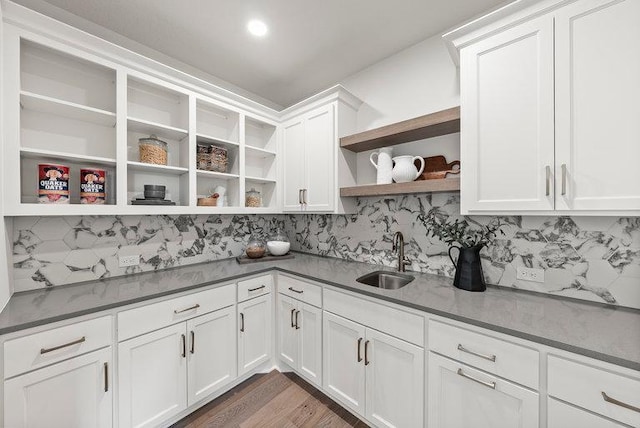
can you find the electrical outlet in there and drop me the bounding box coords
[119,255,140,267]
[516,266,545,283]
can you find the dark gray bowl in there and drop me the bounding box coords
[144,185,166,200]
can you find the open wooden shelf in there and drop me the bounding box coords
[340,178,460,197]
[340,107,460,152]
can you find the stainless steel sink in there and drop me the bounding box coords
[356,271,414,290]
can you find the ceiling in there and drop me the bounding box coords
[13,0,506,108]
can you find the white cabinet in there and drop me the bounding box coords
[428,352,538,428]
[276,293,322,386]
[4,347,112,428]
[460,14,555,213]
[554,0,640,211]
[187,306,237,404]
[548,398,627,428]
[283,103,335,212]
[238,294,272,375]
[118,323,187,428]
[323,311,424,427]
[118,305,237,428]
[452,0,640,215]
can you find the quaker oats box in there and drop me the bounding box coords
[80,168,106,204]
[38,164,70,204]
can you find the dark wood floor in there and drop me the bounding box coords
[171,370,369,428]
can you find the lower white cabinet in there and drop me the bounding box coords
[548,398,626,428]
[238,294,272,375]
[118,306,236,428]
[276,293,322,386]
[428,352,538,428]
[4,347,112,428]
[323,311,424,427]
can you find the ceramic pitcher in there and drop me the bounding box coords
[369,147,393,184]
[391,155,425,183]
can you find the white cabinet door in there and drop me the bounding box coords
[282,118,306,211]
[238,294,272,375]
[186,306,236,405]
[277,293,298,367]
[298,301,322,387]
[428,352,538,428]
[460,15,555,213]
[365,329,424,428]
[323,311,366,416]
[4,348,112,428]
[118,323,187,428]
[555,0,640,211]
[304,104,335,212]
[548,398,626,428]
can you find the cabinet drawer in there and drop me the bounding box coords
[4,316,111,379]
[118,284,235,341]
[278,275,322,308]
[548,355,640,427]
[324,288,423,347]
[238,274,273,302]
[429,319,539,389]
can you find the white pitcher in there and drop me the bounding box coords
[369,147,393,184]
[392,155,425,183]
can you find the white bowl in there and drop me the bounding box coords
[267,241,290,256]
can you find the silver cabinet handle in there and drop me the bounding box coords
[174,303,200,314]
[545,165,551,196]
[357,338,363,362]
[303,189,308,205]
[457,344,496,362]
[457,368,496,389]
[294,310,300,330]
[288,287,303,294]
[104,362,109,392]
[602,391,640,413]
[40,336,86,354]
[248,285,266,292]
[298,189,303,205]
[290,308,296,328]
[240,313,245,332]
[181,334,186,358]
[561,164,567,195]
[364,340,371,366]
[190,330,195,354]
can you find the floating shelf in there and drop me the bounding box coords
[20,148,117,166]
[20,91,116,127]
[340,107,460,153]
[245,145,276,158]
[246,176,277,184]
[196,133,239,148]
[128,117,188,140]
[196,170,239,180]
[340,178,460,197]
[127,161,189,175]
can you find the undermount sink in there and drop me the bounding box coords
[356,271,414,290]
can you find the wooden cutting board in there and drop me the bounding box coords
[414,155,460,180]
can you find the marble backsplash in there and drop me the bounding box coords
[11,193,640,309]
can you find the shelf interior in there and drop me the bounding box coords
[245,117,277,152]
[128,128,189,169]
[340,107,460,152]
[128,77,188,130]
[196,100,239,144]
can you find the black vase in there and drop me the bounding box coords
[448,244,486,292]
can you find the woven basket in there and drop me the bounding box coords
[197,197,219,206]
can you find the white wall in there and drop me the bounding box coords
[340,34,461,185]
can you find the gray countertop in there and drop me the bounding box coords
[1,253,638,371]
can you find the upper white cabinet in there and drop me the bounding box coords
[447,0,640,215]
[282,93,360,214]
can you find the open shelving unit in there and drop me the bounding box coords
[6,37,281,215]
[339,107,461,197]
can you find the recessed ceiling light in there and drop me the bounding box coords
[247,19,268,37]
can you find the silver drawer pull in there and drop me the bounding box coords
[40,336,86,354]
[174,303,200,314]
[561,164,567,195]
[457,368,496,389]
[248,285,266,292]
[288,287,303,294]
[457,344,496,362]
[602,391,640,413]
[545,165,551,196]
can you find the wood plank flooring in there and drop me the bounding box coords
[171,370,369,428]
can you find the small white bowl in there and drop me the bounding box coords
[267,241,290,256]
